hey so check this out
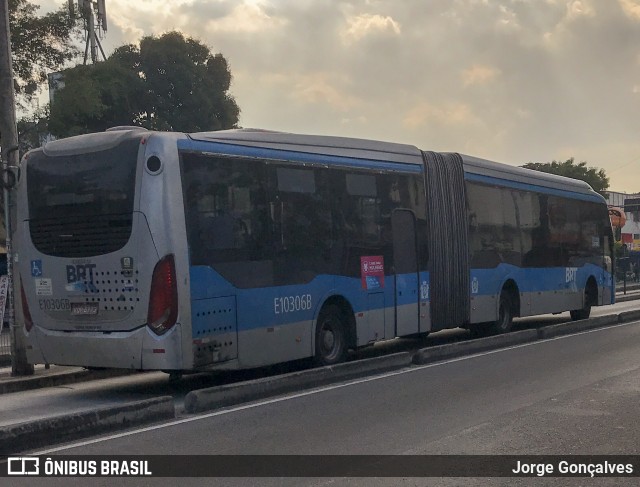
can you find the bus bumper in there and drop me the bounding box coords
[26,324,184,370]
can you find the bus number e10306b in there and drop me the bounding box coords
[39,299,71,311]
[274,294,312,314]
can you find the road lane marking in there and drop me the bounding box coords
[31,319,640,455]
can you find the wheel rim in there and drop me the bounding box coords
[322,326,335,352]
[498,298,511,331]
[319,318,342,361]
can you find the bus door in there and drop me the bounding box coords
[392,209,420,336]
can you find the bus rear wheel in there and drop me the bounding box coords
[314,304,348,366]
[570,283,596,321]
[488,291,514,334]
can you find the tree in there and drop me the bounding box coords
[522,158,609,195]
[49,31,240,136]
[48,60,144,136]
[9,0,79,105]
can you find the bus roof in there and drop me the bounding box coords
[460,153,600,198]
[34,128,601,201]
[189,129,425,165]
[38,129,146,157]
[190,129,601,199]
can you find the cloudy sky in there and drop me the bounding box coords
[38,0,640,192]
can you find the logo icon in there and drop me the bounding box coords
[31,260,42,277]
[420,281,429,300]
[121,257,134,277]
[8,457,39,475]
[471,277,479,294]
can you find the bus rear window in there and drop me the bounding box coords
[26,138,140,220]
[26,137,141,258]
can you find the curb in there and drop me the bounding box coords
[537,314,620,339]
[0,396,175,456]
[184,352,412,414]
[412,329,539,365]
[0,369,137,395]
[617,309,640,323]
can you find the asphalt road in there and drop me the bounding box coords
[8,314,640,486]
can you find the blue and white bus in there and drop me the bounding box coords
[16,128,615,371]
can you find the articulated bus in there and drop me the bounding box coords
[16,128,614,371]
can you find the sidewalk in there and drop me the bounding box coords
[0,364,134,394]
[615,283,640,302]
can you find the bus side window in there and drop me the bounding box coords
[270,166,333,284]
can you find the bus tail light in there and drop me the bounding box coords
[147,254,178,336]
[21,280,34,332]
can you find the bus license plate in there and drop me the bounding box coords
[71,303,99,316]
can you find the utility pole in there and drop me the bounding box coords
[0,0,34,376]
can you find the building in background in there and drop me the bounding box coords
[606,191,640,251]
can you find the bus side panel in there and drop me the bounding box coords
[525,268,572,315]
[418,271,431,333]
[602,270,615,305]
[236,275,367,369]
[189,264,405,369]
[469,263,608,322]
[191,296,238,367]
[139,133,192,370]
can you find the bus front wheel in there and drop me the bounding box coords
[315,304,348,366]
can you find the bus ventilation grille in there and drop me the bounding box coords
[29,214,133,258]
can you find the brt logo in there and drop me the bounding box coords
[66,264,97,283]
[566,267,578,283]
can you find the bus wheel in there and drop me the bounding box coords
[489,291,514,334]
[315,304,348,366]
[570,283,595,321]
[570,306,591,321]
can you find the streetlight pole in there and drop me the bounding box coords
[0,0,34,375]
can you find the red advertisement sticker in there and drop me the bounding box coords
[361,256,385,290]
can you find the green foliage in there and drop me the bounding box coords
[16,105,49,156]
[49,31,240,136]
[522,158,609,195]
[9,0,80,104]
[48,61,143,136]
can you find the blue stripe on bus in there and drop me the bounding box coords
[189,264,613,336]
[470,263,613,296]
[464,173,605,203]
[177,139,422,173]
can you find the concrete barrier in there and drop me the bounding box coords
[618,309,640,323]
[0,396,175,456]
[184,352,412,414]
[412,329,539,365]
[537,314,620,339]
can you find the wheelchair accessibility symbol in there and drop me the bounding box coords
[31,260,42,277]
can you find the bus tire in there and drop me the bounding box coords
[489,291,514,334]
[314,304,348,366]
[570,306,591,321]
[570,281,596,321]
